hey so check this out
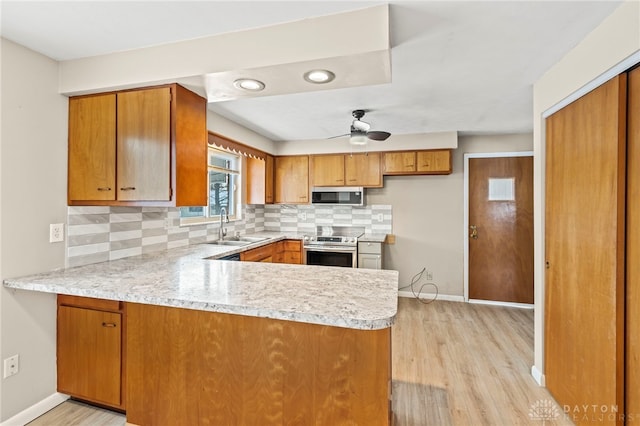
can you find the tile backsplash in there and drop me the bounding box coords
[264,204,393,234]
[67,204,392,267]
[67,205,265,267]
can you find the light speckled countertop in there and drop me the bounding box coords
[359,234,388,243]
[3,233,398,330]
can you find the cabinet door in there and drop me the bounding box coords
[358,254,382,269]
[275,156,309,204]
[283,239,302,264]
[68,94,116,201]
[240,243,274,262]
[265,155,275,204]
[246,157,266,204]
[311,154,345,186]
[58,306,122,408]
[383,152,416,174]
[117,87,171,201]
[345,153,382,187]
[417,150,451,173]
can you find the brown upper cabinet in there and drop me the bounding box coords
[68,84,207,206]
[246,154,274,204]
[274,155,309,204]
[345,153,382,187]
[311,154,345,186]
[310,153,382,188]
[382,149,452,175]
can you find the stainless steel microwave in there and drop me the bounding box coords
[311,187,364,206]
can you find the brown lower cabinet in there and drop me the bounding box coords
[56,241,303,412]
[57,295,125,411]
[241,239,302,264]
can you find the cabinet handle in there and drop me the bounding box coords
[102,322,117,328]
[120,187,136,191]
[348,179,356,182]
[406,164,414,168]
[97,187,112,191]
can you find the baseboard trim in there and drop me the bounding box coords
[469,299,534,309]
[1,392,69,426]
[531,365,546,386]
[397,291,465,302]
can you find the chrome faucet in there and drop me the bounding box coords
[219,207,228,241]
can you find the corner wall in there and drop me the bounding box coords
[0,38,68,420]
[367,133,532,296]
[532,0,640,382]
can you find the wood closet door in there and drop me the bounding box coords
[545,75,627,424]
[627,66,640,420]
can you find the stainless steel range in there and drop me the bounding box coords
[302,226,365,268]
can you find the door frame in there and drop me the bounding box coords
[463,151,534,306]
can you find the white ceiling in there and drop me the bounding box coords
[1,1,622,141]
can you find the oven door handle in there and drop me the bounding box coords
[303,246,357,253]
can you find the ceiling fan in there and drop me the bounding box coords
[332,110,391,145]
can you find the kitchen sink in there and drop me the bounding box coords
[207,236,269,247]
[210,240,251,246]
[233,236,269,243]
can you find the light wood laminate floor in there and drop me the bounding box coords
[29,298,569,425]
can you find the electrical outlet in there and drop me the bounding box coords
[164,218,170,230]
[376,213,384,222]
[3,354,19,379]
[301,212,307,221]
[49,223,64,243]
[425,270,433,281]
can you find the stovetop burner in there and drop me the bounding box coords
[303,226,365,246]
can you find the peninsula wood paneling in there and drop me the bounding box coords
[627,66,640,420]
[126,303,391,426]
[545,75,627,424]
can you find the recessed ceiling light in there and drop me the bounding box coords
[233,78,265,91]
[303,69,335,84]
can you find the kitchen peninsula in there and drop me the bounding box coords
[4,237,398,425]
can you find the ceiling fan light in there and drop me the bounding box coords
[233,78,265,91]
[303,69,335,84]
[349,134,368,145]
[352,119,371,132]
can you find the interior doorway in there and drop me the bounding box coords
[463,152,534,306]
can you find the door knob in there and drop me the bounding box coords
[469,225,478,240]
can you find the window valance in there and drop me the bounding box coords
[208,132,267,160]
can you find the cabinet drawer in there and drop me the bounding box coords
[358,242,382,255]
[58,294,122,312]
[284,240,302,251]
[241,244,274,262]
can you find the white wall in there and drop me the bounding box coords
[532,0,639,382]
[367,133,532,296]
[0,38,68,421]
[208,111,276,154]
[275,131,458,156]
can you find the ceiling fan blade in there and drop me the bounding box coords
[366,131,391,141]
[327,133,350,139]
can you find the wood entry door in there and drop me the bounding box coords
[468,156,533,303]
